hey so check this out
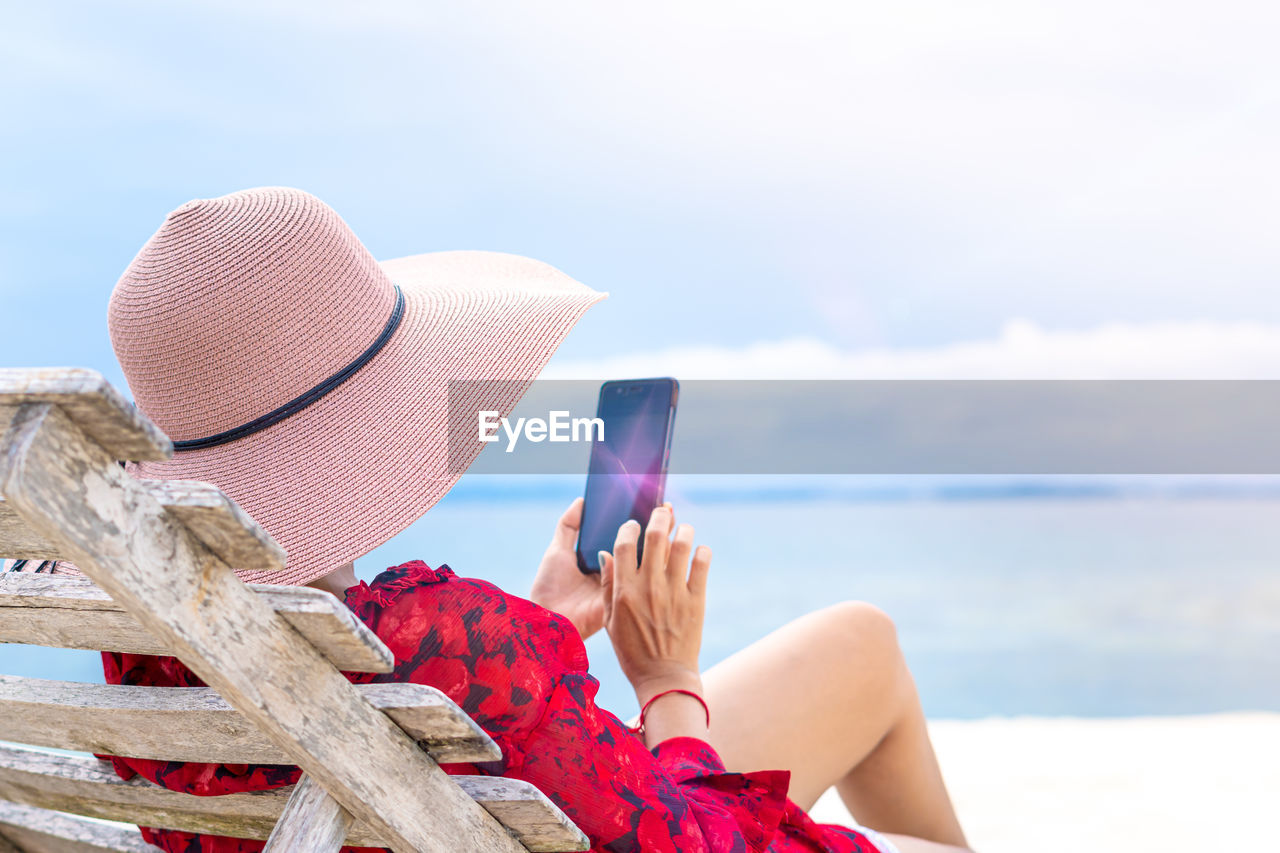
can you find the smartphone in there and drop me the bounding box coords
[575,378,679,573]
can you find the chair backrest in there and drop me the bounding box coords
[0,368,588,853]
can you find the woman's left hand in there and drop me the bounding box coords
[530,498,605,639]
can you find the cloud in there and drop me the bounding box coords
[544,320,1280,379]
[203,0,1280,336]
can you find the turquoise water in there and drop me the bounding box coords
[8,478,1279,720]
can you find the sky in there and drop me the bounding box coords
[4,2,1279,718]
[4,0,1280,386]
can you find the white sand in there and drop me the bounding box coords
[808,713,1280,852]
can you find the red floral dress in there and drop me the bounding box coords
[101,562,883,852]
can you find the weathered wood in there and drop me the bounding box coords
[0,480,285,573]
[0,368,170,463]
[141,481,285,572]
[0,574,393,673]
[0,676,500,765]
[454,777,591,852]
[0,404,526,853]
[0,801,151,853]
[0,744,590,851]
[267,585,394,674]
[0,742,300,842]
[0,494,55,559]
[0,605,157,655]
[262,775,350,853]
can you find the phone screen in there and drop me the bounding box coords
[576,378,678,573]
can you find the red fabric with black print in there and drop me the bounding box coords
[100,562,881,852]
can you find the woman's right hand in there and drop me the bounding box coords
[599,505,711,705]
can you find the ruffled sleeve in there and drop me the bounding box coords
[515,669,789,852]
[652,737,791,851]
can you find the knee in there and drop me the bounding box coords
[814,600,901,662]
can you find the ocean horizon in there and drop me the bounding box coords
[6,477,1278,721]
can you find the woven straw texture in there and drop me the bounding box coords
[103,187,604,586]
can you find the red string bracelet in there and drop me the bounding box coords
[629,688,711,736]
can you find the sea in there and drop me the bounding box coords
[6,475,1279,720]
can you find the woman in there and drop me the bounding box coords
[90,187,970,853]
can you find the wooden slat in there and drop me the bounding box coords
[0,676,500,765]
[143,481,285,572]
[262,775,350,853]
[0,744,590,851]
[0,480,285,573]
[0,368,170,463]
[0,574,394,674]
[0,801,151,853]
[453,777,590,852]
[266,586,394,674]
[0,742,296,842]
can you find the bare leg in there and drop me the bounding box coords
[699,602,969,849]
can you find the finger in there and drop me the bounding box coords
[641,505,673,580]
[667,523,695,582]
[612,519,641,589]
[662,501,675,530]
[599,551,615,624]
[552,497,585,549]
[687,545,712,599]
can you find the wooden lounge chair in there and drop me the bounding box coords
[0,367,590,853]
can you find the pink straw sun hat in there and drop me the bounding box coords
[107,187,605,586]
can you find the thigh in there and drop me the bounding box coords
[699,602,906,810]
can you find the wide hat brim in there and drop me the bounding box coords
[124,250,605,586]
